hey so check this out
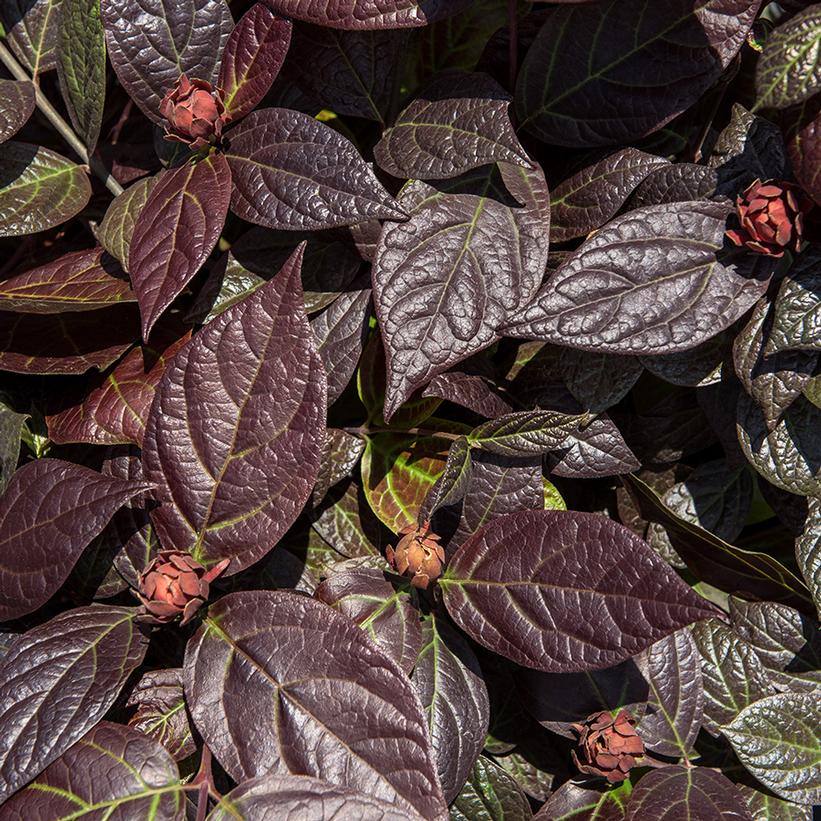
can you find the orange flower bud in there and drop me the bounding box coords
[386,521,445,590]
[571,710,645,783]
[137,550,229,625]
[159,75,227,150]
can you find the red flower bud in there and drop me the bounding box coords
[159,75,227,150]
[725,178,812,257]
[137,550,229,625]
[571,710,645,783]
[386,521,445,590]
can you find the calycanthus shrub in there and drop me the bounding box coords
[0,0,820,818]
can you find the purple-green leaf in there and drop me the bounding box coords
[0,0,61,76]
[0,247,134,313]
[0,458,150,620]
[225,107,405,230]
[0,606,149,802]
[0,721,184,819]
[142,244,326,574]
[184,590,447,820]
[440,509,719,672]
[129,154,231,338]
[101,0,233,123]
[219,3,292,122]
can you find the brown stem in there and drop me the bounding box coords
[194,782,209,821]
[0,40,123,196]
[192,745,222,802]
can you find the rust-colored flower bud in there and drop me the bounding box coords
[137,551,229,625]
[725,178,812,257]
[159,75,227,150]
[386,521,445,590]
[571,710,645,783]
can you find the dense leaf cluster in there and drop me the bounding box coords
[0,0,820,818]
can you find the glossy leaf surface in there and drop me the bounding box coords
[0,79,35,143]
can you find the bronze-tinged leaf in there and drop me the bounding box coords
[101,0,233,123]
[785,96,821,207]
[184,590,447,820]
[0,0,61,76]
[219,3,292,122]
[0,79,35,143]
[0,142,91,237]
[0,304,139,375]
[374,72,529,180]
[46,329,191,447]
[128,154,231,338]
[0,457,150,621]
[142,244,327,574]
[0,247,134,313]
[0,607,149,803]
[225,107,405,230]
[624,766,753,821]
[0,399,27,494]
[441,509,719,672]
[449,756,532,821]
[534,780,632,820]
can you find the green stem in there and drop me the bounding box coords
[0,40,123,196]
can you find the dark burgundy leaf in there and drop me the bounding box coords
[518,657,650,736]
[262,0,471,30]
[101,0,233,123]
[315,566,423,673]
[0,0,60,75]
[312,480,382,559]
[374,165,549,418]
[312,429,366,507]
[624,766,753,821]
[129,154,232,338]
[0,247,134,314]
[0,305,139,376]
[208,774,421,821]
[785,96,821,206]
[516,0,760,146]
[0,458,149,621]
[1,721,183,819]
[127,668,196,761]
[46,329,191,447]
[287,24,405,123]
[505,202,772,355]
[559,349,643,413]
[184,590,447,819]
[311,285,371,405]
[797,496,821,619]
[622,474,812,611]
[441,509,718,672]
[219,3,291,122]
[0,142,91,237]
[755,4,821,109]
[768,247,821,354]
[0,606,148,802]
[628,163,719,207]
[549,148,669,243]
[641,332,729,388]
[142,244,326,575]
[98,177,158,271]
[423,370,514,419]
[419,435,472,522]
[691,618,774,733]
[225,107,405,230]
[634,629,704,759]
[374,72,529,180]
[737,784,810,821]
[451,452,543,550]
[449,756,532,821]
[0,79,35,143]
[411,616,489,803]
